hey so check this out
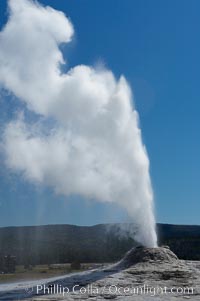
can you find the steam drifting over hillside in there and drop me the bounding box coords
[0,0,157,247]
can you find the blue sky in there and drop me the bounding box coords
[0,0,199,227]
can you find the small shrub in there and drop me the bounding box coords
[70,261,81,270]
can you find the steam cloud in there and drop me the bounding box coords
[0,0,157,247]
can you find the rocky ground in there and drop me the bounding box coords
[0,246,200,300]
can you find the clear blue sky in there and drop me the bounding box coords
[0,0,199,227]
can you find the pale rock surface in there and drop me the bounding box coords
[0,247,199,300]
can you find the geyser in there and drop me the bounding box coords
[0,0,157,247]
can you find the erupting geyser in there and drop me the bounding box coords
[0,0,157,247]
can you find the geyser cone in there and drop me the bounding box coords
[120,246,178,268]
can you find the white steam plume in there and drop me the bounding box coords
[0,0,157,247]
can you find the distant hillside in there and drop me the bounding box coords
[0,223,199,265]
[157,223,200,260]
